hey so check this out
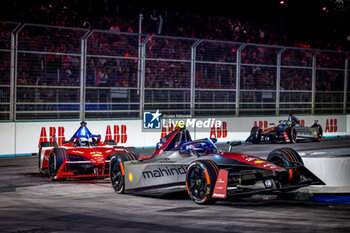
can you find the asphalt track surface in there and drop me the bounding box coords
[1,138,350,233]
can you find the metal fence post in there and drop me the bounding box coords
[79,36,85,121]
[9,24,22,121]
[344,55,349,114]
[11,24,25,122]
[311,51,320,115]
[276,48,286,116]
[80,30,93,121]
[139,35,152,119]
[137,14,143,92]
[190,39,202,117]
[235,44,246,116]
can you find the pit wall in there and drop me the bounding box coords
[0,114,349,157]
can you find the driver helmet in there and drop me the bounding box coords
[79,137,89,146]
[175,121,186,129]
[185,144,196,156]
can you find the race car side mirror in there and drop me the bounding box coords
[230,141,241,147]
[228,141,241,152]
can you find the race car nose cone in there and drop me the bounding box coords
[91,155,105,165]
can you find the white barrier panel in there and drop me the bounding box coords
[0,122,15,156]
[299,147,350,187]
[0,114,348,157]
[303,157,350,187]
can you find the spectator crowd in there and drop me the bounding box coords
[0,0,348,107]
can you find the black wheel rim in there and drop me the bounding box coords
[110,162,124,192]
[270,155,298,182]
[188,166,207,201]
[270,157,287,168]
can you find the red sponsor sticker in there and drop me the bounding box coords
[212,169,228,199]
[283,131,290,142]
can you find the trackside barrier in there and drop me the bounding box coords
[1,114,350,190]
[0,114,348,157]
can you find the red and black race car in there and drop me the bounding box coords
[109,126,325,204]
[246,114,323,144]
[38,121,137,181]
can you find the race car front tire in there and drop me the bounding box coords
[267,148,303,184]
[286,127,297,143]
[311,124,323,142]
[250,127,262,144]
[110,153,137,194]
[110,156,126,194]
[186,160,218,204]
[48,148,68,181]
[38,141,54,171]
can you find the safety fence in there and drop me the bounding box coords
[0,21,349,121]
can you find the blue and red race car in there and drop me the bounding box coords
[246,114,323,144]
[38,121,136,180]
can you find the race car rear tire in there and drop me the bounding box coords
[48,148,68,181]
[186,160,218,204]
[250,127,262,144]
[38,141,54,170]
[267,148,303,184]
[286,127,297,143]
[311,124,323,142]
[125,147,139,158]
[110,153,137,194]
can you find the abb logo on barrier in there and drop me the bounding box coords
[38,125,128,147]
[210,121,227,139]
[254,121,269,131]
[105,125,127,143]
[325,118,337,132]
[38,127,66,147]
